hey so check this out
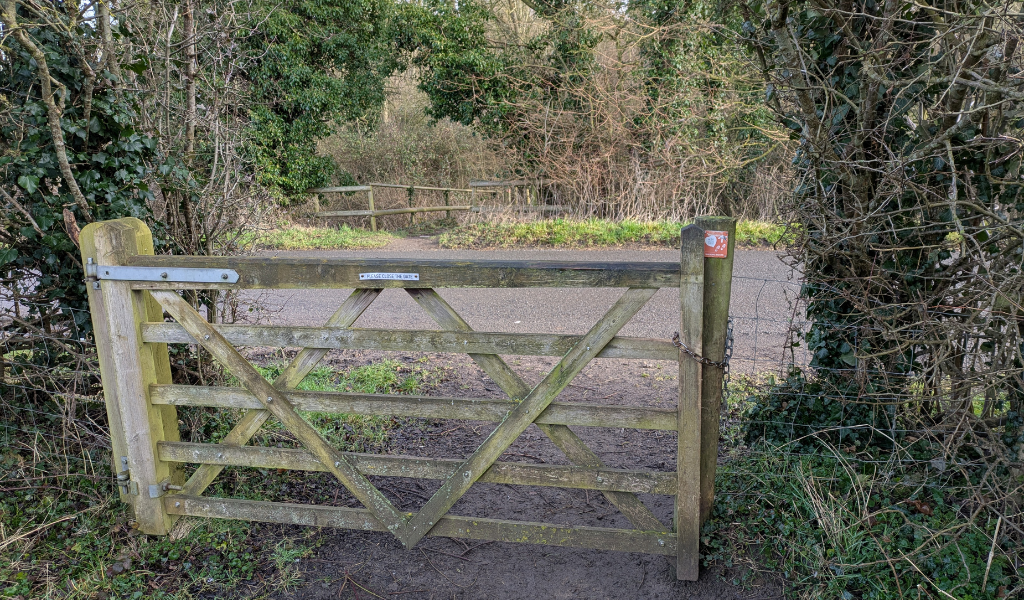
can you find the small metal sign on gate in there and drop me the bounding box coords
[359,272,420,281]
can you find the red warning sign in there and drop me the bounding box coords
[704,231,729,258]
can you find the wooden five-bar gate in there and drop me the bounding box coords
[80,216,735,581]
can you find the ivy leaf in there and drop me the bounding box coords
[840,352,857,366]
[17,175,39,194]
[0,247,17,266]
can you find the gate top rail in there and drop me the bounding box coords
[114,256,682,290]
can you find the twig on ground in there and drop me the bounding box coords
[458,541,492,557]
[982,516,1003,594]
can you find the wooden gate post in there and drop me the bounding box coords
[694,216,737,523]
[676,224,705,580]
[80,218,181,535]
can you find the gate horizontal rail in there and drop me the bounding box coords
[167,496,677,555]
[80,216,736,581]
[149,385,679,430]
[142,323,678,360]
[119,256,681,289]
[158,442,678,494]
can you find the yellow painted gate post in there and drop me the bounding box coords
[694,216,737,523]
[80,218,181,535]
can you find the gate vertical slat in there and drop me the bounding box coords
[676,224,705,580]
[80,218,181,535]
[694,216,738,523]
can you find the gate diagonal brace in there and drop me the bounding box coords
[407,289,666,532]
[178,289,381,498]
[150,290,413,540]
[401,287,659,547]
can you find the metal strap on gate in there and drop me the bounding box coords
[86,258,239,284]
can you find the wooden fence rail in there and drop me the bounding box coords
[80,216,736,581]
[307,180,557,230]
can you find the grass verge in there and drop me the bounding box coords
[437,218,794,249]
[240,224,393,250]
[707,375,1019,599]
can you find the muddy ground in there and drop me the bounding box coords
[220,348,783,600]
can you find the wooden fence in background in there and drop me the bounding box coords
[80,216,736,580]
[308,180,560,230]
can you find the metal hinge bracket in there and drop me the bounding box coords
[86,258,238,284]
[116,456,139,496]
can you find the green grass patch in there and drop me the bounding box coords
[437,218,794,249]
[214,361,432,454]
[240,224,393,250]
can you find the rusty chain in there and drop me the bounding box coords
[671,331,728,369]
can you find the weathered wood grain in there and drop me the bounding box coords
[141,323,677,360]
[149,385,678,430]
[695,216,736,525]
[676,224,704,581]
[158,442,678,494]
[122,257,680,290]
[151,290,411,540]
[178,289,381,498]
[165,495,677,555]
[79,218,180,535]
[402,287,658,546]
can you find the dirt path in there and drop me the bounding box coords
[227,349,784,600]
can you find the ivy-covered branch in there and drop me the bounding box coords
[1,0,93,223]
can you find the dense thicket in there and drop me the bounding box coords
[0,0,424,326]
[414,0,790,219]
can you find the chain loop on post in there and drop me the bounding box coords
[671,332,728,369]
[722,316,733,400]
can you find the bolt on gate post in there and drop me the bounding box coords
[80,218,182,535]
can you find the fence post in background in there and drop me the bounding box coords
[80,218,181,535]
[407,185,415,226]
[367,187,377,232]
[444,189,451,220]
[676,224,705,581]
[694,215,737,523]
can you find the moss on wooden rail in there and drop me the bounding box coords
[142,323,677,360]
[165,495,676,555]
[158,442,677,495]
[149,385,679,430]
[122,257,680,290]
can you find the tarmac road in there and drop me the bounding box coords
[241,241,807,374]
